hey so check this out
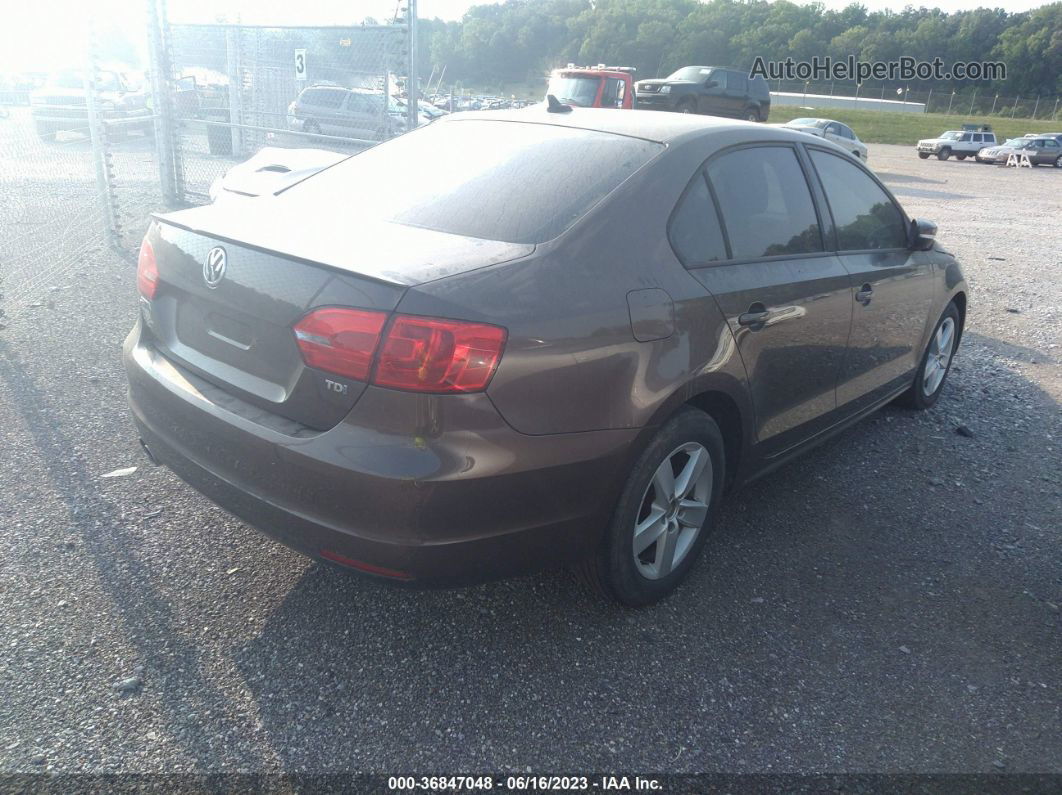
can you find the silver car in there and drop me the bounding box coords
[782,118,868,162]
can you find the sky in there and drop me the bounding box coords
[0,0,1055,73]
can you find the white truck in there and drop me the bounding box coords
[916,125,996,161]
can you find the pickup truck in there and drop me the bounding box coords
[546,65,636,109]
[30,69,152,141]
[916,126,996,161]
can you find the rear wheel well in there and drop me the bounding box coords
[685,391,743,491]
[951,291,967,343]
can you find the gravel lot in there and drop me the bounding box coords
[0,139,1059,776]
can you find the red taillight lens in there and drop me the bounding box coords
[137,237,159,300]
[374,315,507,393]
[293,308,388,381]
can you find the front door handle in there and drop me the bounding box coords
[855,283,873,306]
[738,304,771,329]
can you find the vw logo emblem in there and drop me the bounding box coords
[203,246,227,289]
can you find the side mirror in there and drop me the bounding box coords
[910,218,937,251]
[703,79,718,89]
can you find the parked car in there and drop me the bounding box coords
[916,126,996,160]
[976,136,1062,167]
[126,108,966,606]
[635,66,770,121]
[781,118,868,161]
[286,85,423,141]
[30,69,152,141]
[207,147,347,203]
[546,65,637,109]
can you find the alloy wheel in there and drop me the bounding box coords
[922,317,956,397]
[632,442,713,580]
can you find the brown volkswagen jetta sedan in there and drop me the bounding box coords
[125,108,966,605]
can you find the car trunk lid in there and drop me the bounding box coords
[146,203,533,429]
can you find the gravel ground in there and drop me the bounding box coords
[0,141,1059,776]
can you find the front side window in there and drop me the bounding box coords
[668,174,727,266]
[810,149,908,251]
[726,72,747,93]
[706,146,823,259]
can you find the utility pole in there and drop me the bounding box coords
[406,0,418,132]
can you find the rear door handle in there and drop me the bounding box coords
[738,305,771,328]
[855,283,873,306]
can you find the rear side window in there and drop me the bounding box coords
[668,174,727,266]
[726,71,747,93]
[301,88,345,109]
[288,120,663,244]
[706,146,823,259]
[810,149,908,251]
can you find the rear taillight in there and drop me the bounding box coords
[293,308,387,381]
[374,315,507,393]
[292,309,507,393]
[137,237,159,300]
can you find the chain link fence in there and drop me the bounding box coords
[164,18,415,204]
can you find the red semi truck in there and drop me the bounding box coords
[546,65,636,109]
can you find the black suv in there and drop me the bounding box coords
[635,66,770,122]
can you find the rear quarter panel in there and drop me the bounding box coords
[394,132,757,444]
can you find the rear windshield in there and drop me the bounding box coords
[287,119,663,244]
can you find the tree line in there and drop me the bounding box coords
[417,0,1062,97]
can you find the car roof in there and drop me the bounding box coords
[435,106,811,147]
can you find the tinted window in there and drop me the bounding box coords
[749,76,770,98]
[302,88,344,109]
[825,122,841,136]
[810,149,908,251]
[726,71,747,93]
[706,146,822,259]
[669,174,727,265]
[288,120,663,244]
[840,125,856,140]
[1046,140,1060,149]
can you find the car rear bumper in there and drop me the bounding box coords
[124,322,637,585]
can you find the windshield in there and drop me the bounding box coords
[546,75,600,107]
[788,118,825,127]
[1002,138,1023,147]
[939,131,964,140]
[286,119,663,244]
[666,66,712,82]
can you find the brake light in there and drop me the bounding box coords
[374,315,507,393]
[292,310,507,393]
[136,236,159,299]
[293,308,387,381]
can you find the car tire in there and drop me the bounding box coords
[1055,155,1062,168]
[304,119,321,136]
[895,302,961,411]
[676,99,695,114]
[744,107,760,122]
[956,153,967,160]
[918,152,930,159]
[580,407,725,607]
[937,147,951,161]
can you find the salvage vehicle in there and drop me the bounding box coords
[126,109,967,605]
[780,118,868,161]
[30,69,152,141]
[976,136,1062,166]
[287,85,425,141]
[635,66,770,121]
[546,65,636,108]
[916,125,996,160]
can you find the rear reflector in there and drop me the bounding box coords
[293,308,387,381]
[374,315,507,393]
[137,237,159,300]
[319,549,414,581]
[293,309,507,393]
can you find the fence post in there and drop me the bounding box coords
[1031,95,1040,119]
[406,0,418,132]
[926,88,932,113]
[947,90,955,116]
[969,89,976,116]
[1054,98,1060,120]
[225,27,244,157]
[146,0,179,206]
[84,28,122,251]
